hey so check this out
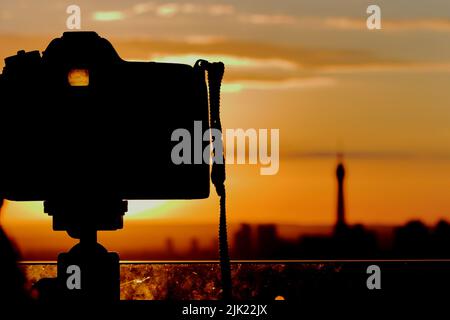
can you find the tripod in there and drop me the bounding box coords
[36,198,127,302]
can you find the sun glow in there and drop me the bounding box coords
[2,200,174,221]
[125,200,174,219]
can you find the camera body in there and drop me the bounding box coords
[0,32,211,201]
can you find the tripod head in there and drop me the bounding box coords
[44,198,127,239]
[35,198,127,302]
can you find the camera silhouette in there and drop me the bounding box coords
[0,31,211,203]
[0,32,226,302]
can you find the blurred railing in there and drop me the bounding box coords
[19,260,450,300]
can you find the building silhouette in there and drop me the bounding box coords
[335,155,347,235]
[132,161,450,260]
[256,225,279,258]
[189,238,200,258]
[234,224,252,259]
[165,238,175,257]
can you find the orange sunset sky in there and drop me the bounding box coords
[0,0,450,258]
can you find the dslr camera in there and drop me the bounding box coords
[0,32,222,301]
[0,31,211,205]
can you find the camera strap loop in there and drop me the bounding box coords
[196,60,232,300]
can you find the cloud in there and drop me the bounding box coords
[89,36,450,89]
[320,62,450,74]
[319,17,363,30]
[92,2,235,21]
[110,37,391,69]
[207,4,235,16]
[146,53,333,92]
[237,14,450,33]
[305,17,450,32]
[136,52,311,91]
[1,34,449,94]
[375,18,450,32]
[149,53,298,70]
[107,37,450,91]
[285,150,450,161]
[90,1,450,34]
[222,77,335,93]
[92,11,125,21]
[155,4,179,17]
[132,3,157,15]
[238,14,297,25]
[182,35,227,45]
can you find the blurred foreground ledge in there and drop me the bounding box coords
[19,260,450,301]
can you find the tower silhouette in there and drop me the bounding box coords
[335,154,347,234]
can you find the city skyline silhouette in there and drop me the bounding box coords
[3,159,447,261]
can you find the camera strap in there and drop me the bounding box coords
[195,60,232,300]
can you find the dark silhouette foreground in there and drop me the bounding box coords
[0,199,29,305]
